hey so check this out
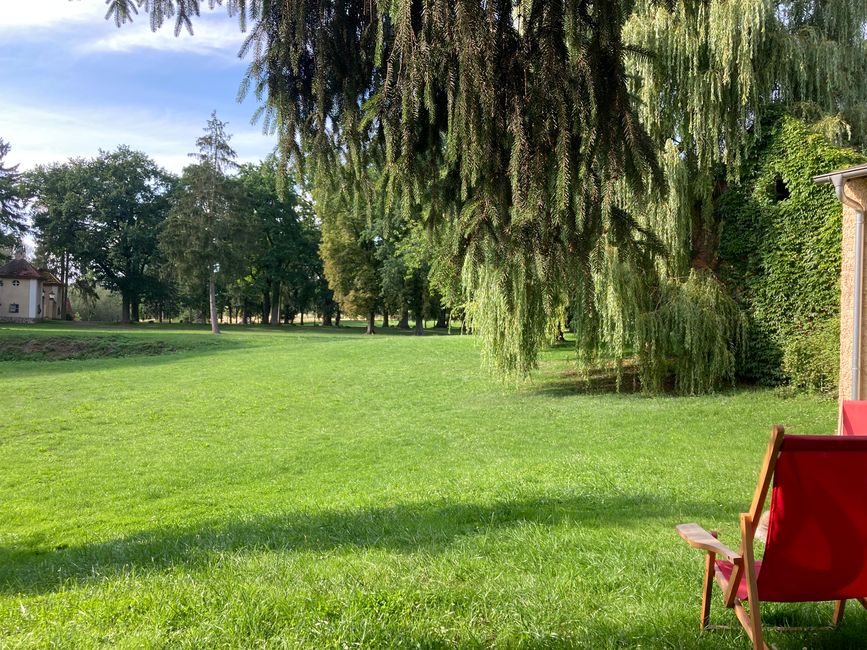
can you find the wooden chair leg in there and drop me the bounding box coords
[740,514,767,650]
[701,552,715,629]
[733,601,770,650]
[833,600,846,625]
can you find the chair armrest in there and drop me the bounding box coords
[676,523,740,561]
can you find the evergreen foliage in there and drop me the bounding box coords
[0,138,25,259]
[161,163,246,326]
[718,116,865,388]
[106,0,662,372]
[182,111,240,334]
[96,1,867,390]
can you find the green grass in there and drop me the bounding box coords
[0,322,853,648]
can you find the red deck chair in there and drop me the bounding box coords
[677,426,867,650]
[839,400,867,435]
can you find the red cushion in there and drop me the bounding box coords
[716,560,762,601]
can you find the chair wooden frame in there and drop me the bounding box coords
[676,425,867,649]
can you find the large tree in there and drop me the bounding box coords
[236,158,314,325]
[104,0,867,390]
[180,111,240,334]
[162,161,245,332]
[317,166,382,334]
[82,147,174,323]
[28,159,94,318]
[30,150,174,323]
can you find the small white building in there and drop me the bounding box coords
[0,255,67,323]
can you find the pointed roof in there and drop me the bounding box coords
[0,258,42,280]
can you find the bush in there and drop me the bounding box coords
[782,317,839,393]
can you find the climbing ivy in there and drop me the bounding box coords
[718,116,865,388]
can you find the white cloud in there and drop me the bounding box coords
[82,13,248,57]
[0,1,248,59]
[0,0,102,29]
[0,98,275,173]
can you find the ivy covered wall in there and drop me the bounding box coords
[718,116,865,391]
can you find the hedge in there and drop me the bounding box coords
[717,116,865,389]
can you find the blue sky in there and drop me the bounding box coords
[0,1,276,173]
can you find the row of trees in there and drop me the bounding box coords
[1,114,456,333]
[0,115,332,328]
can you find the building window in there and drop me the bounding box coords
[11,280,20,287]
[9,304,19,314]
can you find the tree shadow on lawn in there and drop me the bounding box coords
[0,492,735,596]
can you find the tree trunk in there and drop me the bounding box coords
[60,251,69,321]
[335,309,341,327]
[366,311,375,334]
[323,311,333,327]
[434,308,447,329]
[131,300,140,323]
[398,307,409,329]
[556,321,565,342]
[383,310,389,328]
[121,292,131,324]
[414,313,424,336]
[262,289,270,325]
[270,284,280,325]
[300,311,304,326]
[209,269,221,335]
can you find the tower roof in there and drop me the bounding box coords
[0,258,42,280]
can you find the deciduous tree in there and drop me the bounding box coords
[82,146,175,323]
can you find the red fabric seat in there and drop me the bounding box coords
[716,560,762,601]
[759,435,867,602]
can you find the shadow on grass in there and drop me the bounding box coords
[0,492,731,596]
[529,366,646,398]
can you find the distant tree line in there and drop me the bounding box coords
[0,114,455,333]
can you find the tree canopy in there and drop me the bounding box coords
[91,1,867,389]
[28,148,174,323]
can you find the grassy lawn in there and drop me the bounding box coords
[0,322,853,648]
